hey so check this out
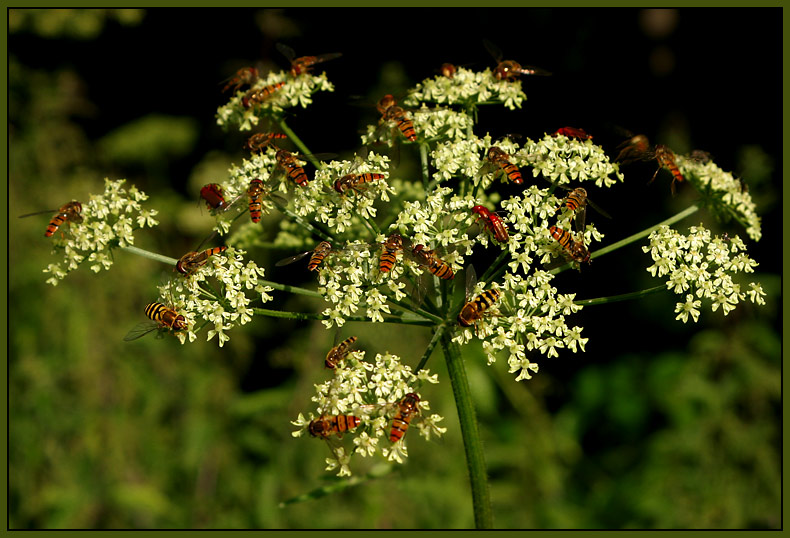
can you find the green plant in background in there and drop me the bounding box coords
[24,45,769,530]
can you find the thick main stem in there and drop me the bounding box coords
[440,331,493,529]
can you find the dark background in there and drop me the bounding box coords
[9,8,782,529]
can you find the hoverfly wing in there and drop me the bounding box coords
[482,38,504,62]
[519,65,552,76]
[464,264,478,303]
[18,209,58,218]
[313,52,343,65]
[123,321,161,342]
[275,42,297,63]
[585,197,612,220]
[274,250,313,267]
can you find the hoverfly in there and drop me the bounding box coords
[273,147,336,187]
[549,226,591,265]
[377,232,406,273]
[458,288,501,329]
[19,200,83,237]
[175,246,228,277]
[308,414,361,439]
[324,336,358,369]
[246,132,288,153]
[276,43,342,78]
[332,148,387,197]
[457,265,501,333]
[241,81,286,109]
[410,243,456,280]
[123,301,188,341]
[440,62,457,78]
[614,131,689,195]
[482,145,524,185]
[275,240,336,272]
[483,39,551,81]
[553,126,593,140]
[375,94,417,143]
[221,66,259,94]
[246,178,288,223]
[471,204,509,243]
[553,186,612,232]
[389,392,421,443]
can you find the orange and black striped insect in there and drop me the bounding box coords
[553,186,611,232]
[389,392,421,443]
[553,126,593,140]
[275,240,335,271]
[19,201,83,237]
[175,246,228,276]
[483,146,523,185]
[614,132,688,194]
[241,81,286,108]
[332,152,387,197]
[411,244,456,280]
[221,66,259,94]
[308,414,361,439]
[471,205,509,243]
[549,226,591,265]
[375,94,417,142]
[324,336,358,369]
[276,43,342,78]
[483,39,551,81]
[246,178,287,223]
[457,265,501,332]
[377,232,406,273]
[246,132,288,153]
[458,288,501,329]
[273,148,335,187]
[123,302,188,341]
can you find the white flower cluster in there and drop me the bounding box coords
[520,133,625,188]
[43,178,159,286]
[157,246,274,346]
[215,69,335,131]
[403,66,527,110]
[454,271,588,382]
[643,224,765,322]
[291,349,444,476]
[676,155,762,241]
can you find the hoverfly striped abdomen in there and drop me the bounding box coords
[308,414,361,438]
[458,289,501,328]
[389,393,421,443]
[145,302,187,331]
[325,336,358,369]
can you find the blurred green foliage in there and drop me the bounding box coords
[8,8,781,529]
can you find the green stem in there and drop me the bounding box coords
[590,204,701,260]
[252,307,434,326]
[574,284,668,306]
[277,118,322,171]
[120,245,177,266]
[440,331,493,529]
[414,323,447,372]
[259,279,323,299]
[419,142,430,192]
[548,204,701,276]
